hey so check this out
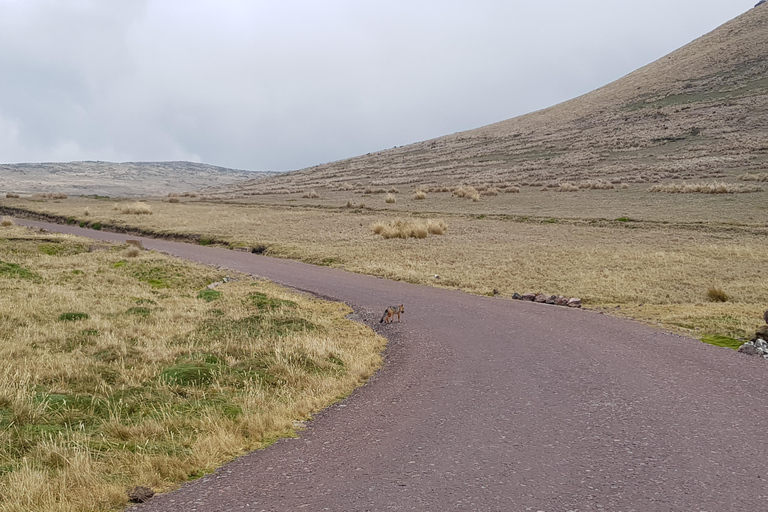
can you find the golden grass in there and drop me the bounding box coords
[0,217,12,227]
[119,202,153,215]
[650,181,764,194]
[302,190,319,199]
[0,225,385,512]
[370,218,447,239]
[385,193,396,204]
[6,195,768,340]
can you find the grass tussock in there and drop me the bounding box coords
[650,181,764,194]
[412,190,427,200]
[1,217,13,227]
[556,183,580,192]
[738,173,768,182]
[6,193,20,198]
[120,202,153,215]
[302,190,319,199]
[33,193,68,200]
[370,218,447,239]
[385,193,396,204]
[453,186,480,201]
[0,225,385,512]
[707,286,730,302]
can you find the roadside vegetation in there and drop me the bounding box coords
[0,224,385,512]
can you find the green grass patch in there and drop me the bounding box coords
[58,312,89,322]
[615,217,632,222]
[198,289,222,302]
[125,306,152,317]
[247,292,297,310]
[160,362,218,386]
[91,222,102,230]
[701,335,743,350]
[0,261,40,280]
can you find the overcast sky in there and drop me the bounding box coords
[0,1,758,171]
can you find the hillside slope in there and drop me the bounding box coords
[0,161,275,197]
[211,4,768,196]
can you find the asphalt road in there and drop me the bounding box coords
[17,219,768,511]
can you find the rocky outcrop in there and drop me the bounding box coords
[737,312,768,358]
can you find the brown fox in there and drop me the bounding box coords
[379,304,405,323]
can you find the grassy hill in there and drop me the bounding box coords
[210,4,768,197]
[0,161,276,198]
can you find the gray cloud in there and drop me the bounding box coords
[0,0,757,170]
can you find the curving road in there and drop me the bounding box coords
[18,219,768,511]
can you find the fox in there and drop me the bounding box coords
[379,304,405,323]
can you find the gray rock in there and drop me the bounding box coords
[567,298,582,308]
[545,295,557,304]
[534,294,548,303]
[756,338,768,351]
[234,246,251,252]
[520,293,536,301]
[555,295,569,306]
[739,342,759,356]
[512,292,523,300]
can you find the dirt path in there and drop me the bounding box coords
[18,219,768,511]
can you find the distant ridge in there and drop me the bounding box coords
[0,161,276,197]
[210,5,768,196]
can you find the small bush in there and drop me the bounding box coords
[5,193,19,198]
[504,186,520,193]
[302,190,319,199]
[120,202,153,214]
[91,222,101,230]
[556,183,579,192]
[168,197,180,203]
[1,217,13,227]
[706,286,729,302]
[385,194,396,204]
[58,312,89,322]
[413,191,427,200]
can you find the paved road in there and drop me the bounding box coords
[18,219,768,511]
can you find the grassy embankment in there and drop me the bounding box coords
[0,222,385,512]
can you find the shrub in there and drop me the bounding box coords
[58,312,89,322]
[120,202,153,215]
[413,191,427,200]
[706,286,729,302]
[302,190,319,199]
[91,222,101,230]
[168,197,180,203]
[504,186,520,193]
[385,194,396,204]
[84,208,90,216]
[1,217,13,227]
[556,183,579,192]
[5,193,19,198]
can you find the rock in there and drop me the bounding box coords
[520,293,536,301]
[753,325,768,341]
[764,310,768,324]
[492,289,500,296]
[739,342,759,356]
[234,246,251,252]
[534,294,548,303]
[756,338,768,351]
[126,239,144,249]
[555,296,569,306]
[512,292,523,300]
[567,298,582,308]
[545,295,557,304]
[127,486,154,503]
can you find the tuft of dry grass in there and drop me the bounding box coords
[453,186,480,201]
[123,246,141,258]
[168,197,180,203]
[370,218,447,239]
[707,286,730,302]
[6,193,19,198]
[33,193,68,200]
[385,193,396,204]
[1,217,13,227]
[556,183,579,192]
[120,202,153,215]
[650,181,764,194]
[0,225,385,512]
[413,190,427,200]
[302,189,319,199]
[738,173,768,182]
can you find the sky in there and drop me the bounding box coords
[0,1,759,172]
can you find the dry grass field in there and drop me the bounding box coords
[0,223,384,512]
[3,190,767,344]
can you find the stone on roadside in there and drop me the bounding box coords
[567,298,582,308]
[512,292,523,300]
[127,486,154,503]
[739,341,759,356]
[534,294,548,303]
[545,295,557,304]
[520,293,536,301]
[555,296,569,306]
[753,325,768,341]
